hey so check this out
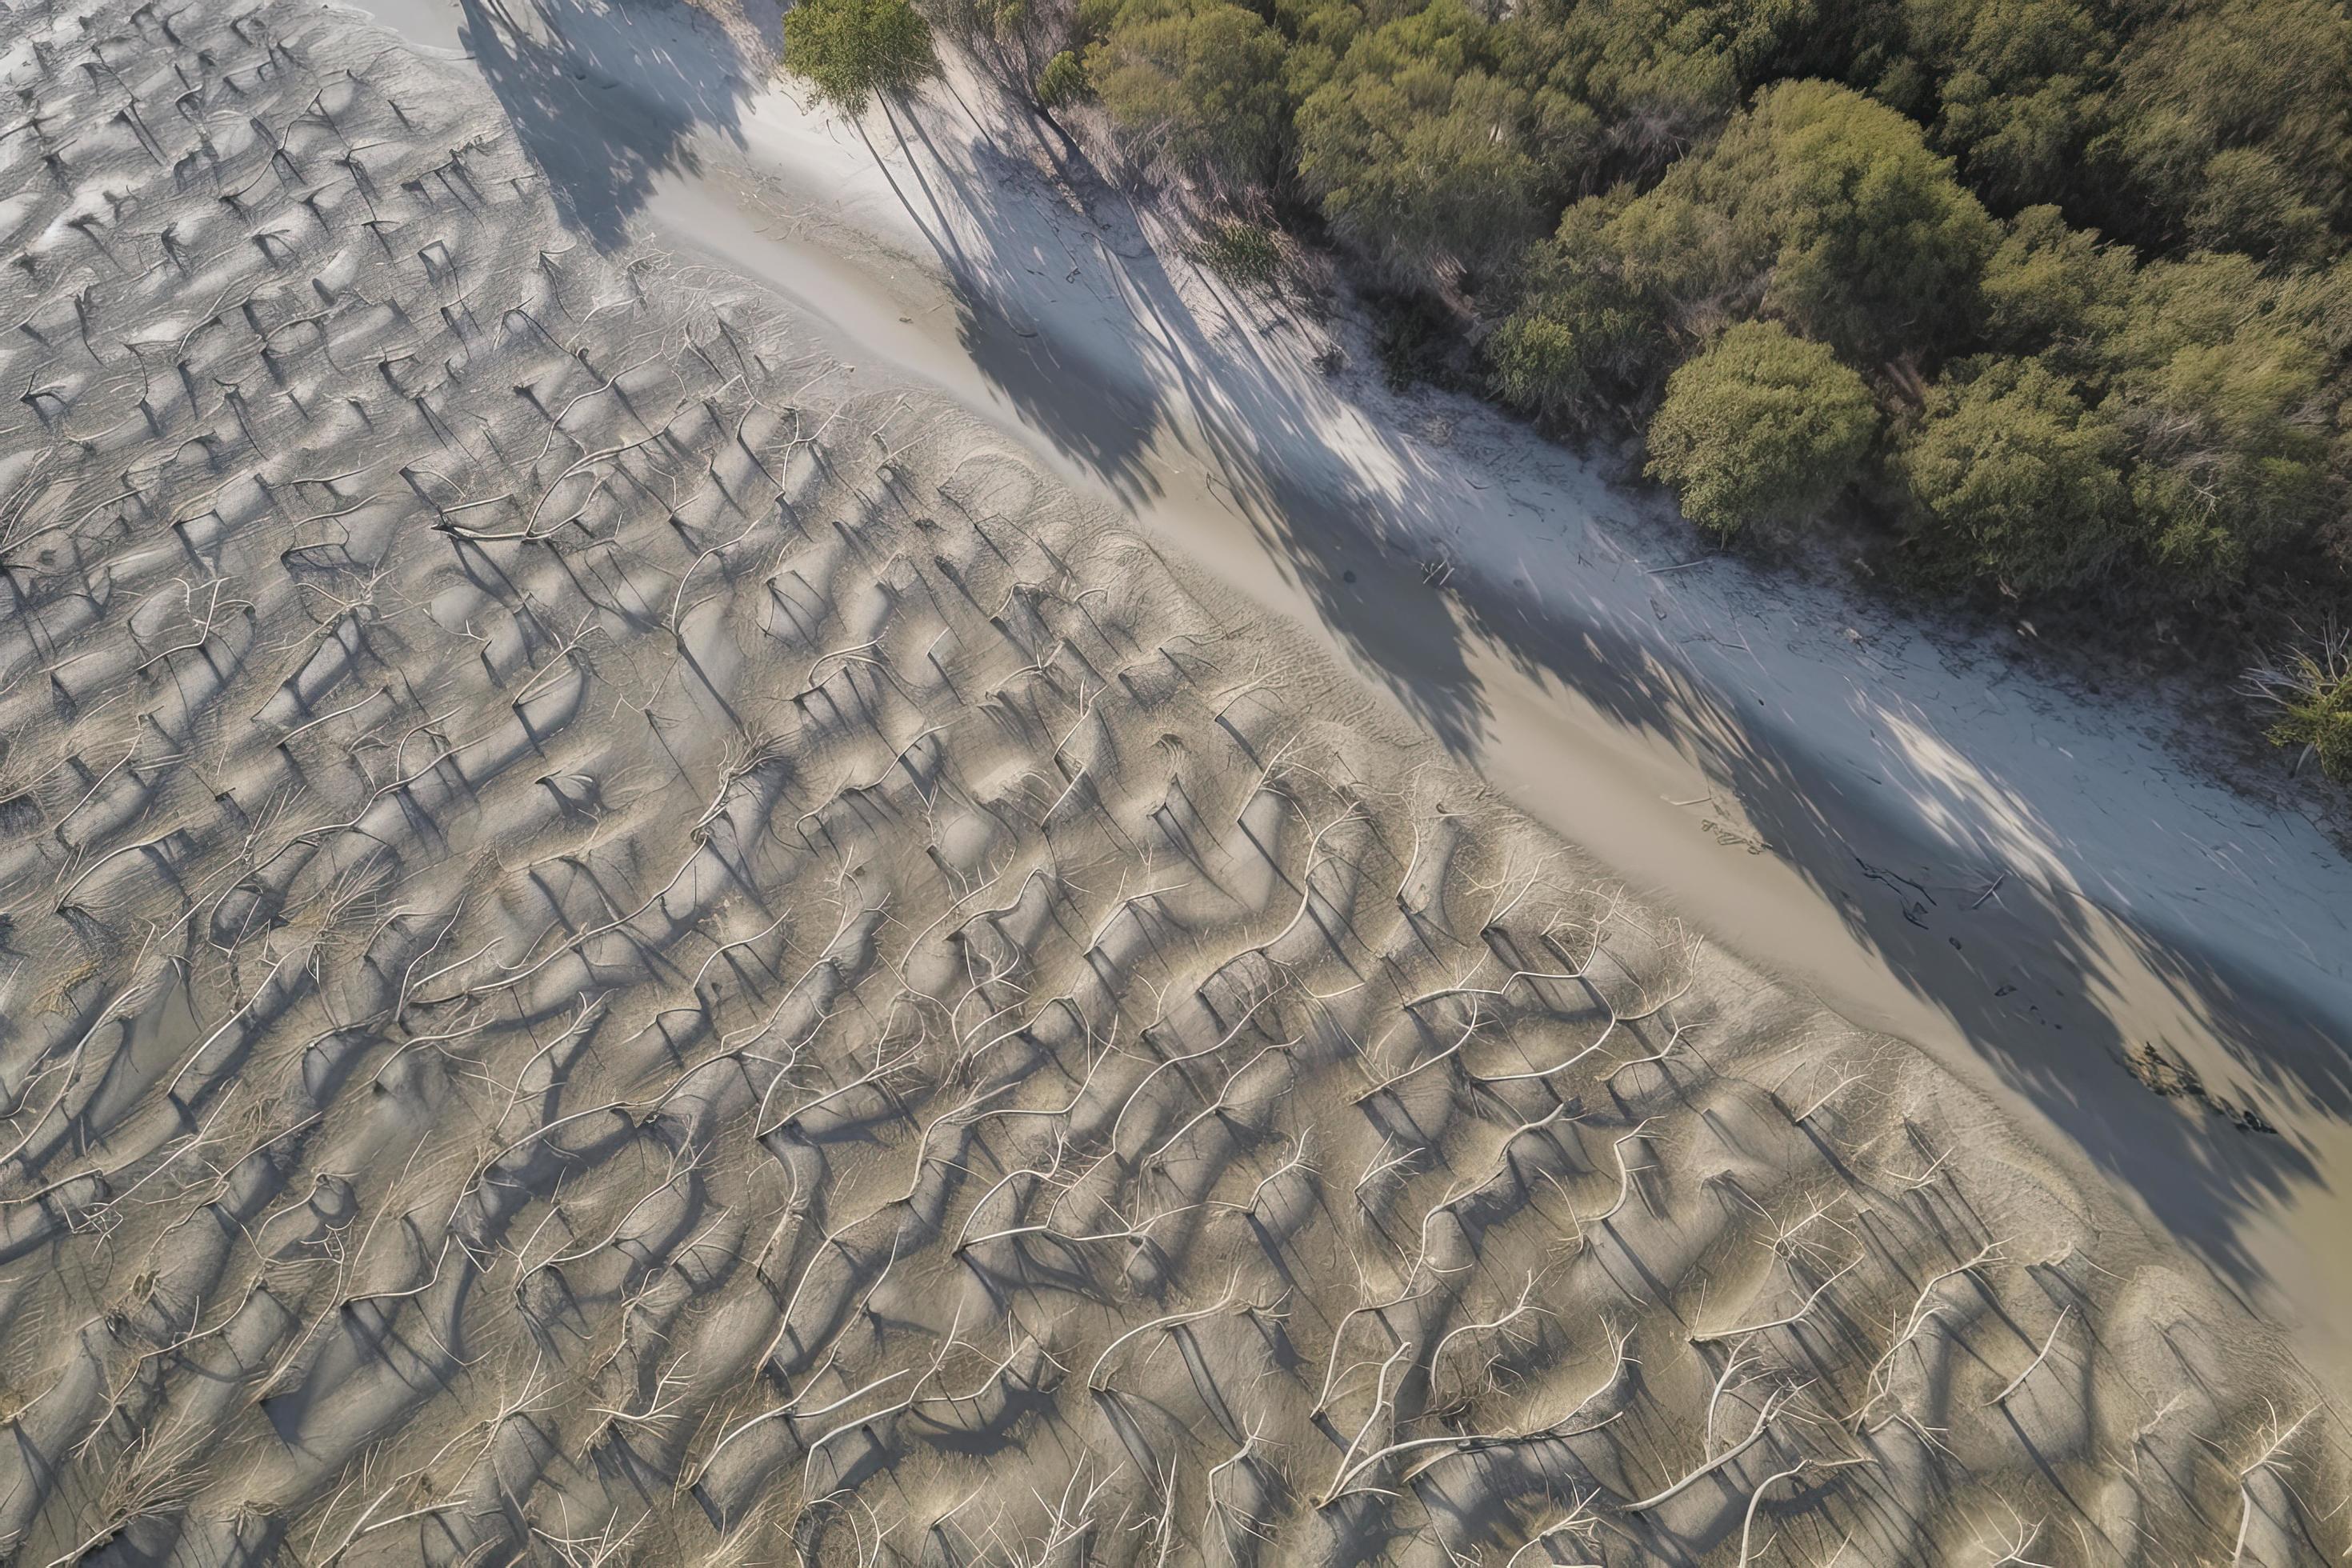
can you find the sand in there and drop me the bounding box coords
[318,0,2352,1386]
[0,0,2346,1562]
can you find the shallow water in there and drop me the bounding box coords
[329,0,2352,1388]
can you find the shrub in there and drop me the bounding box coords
[1084,0,1290,185]
[2095,0,2352,258]
[1910,0,2110,212]
[1742,82,2000,363]
[1293,0,1548,282]
[1488,314,1591,424]
[1977,205,2133,366]
[782,0,938,115]
[1895,356,2129,594]
[2104,255,2336,598]
[2248,632,2352,782]
[1488,193,1663,430]
[1035,50,1090,108]
[1606,82,1999,364]
[1645,321,1879,536]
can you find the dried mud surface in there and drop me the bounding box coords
[0,1,2343,1563]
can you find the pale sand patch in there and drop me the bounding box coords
[0,0,2344,1564]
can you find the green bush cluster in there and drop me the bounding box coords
[1502,79,2348,599]
[1029,0,2352,617]
[782,0,940,114]
[1646,321,1878,537]
[2261,649,2352,783]
[1194,218,1286,283]
[1034,49,1090,107]
[1081,0,1291,183]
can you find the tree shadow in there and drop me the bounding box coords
[859,81,2352,1317]
[362,0,2352,1333]
[854,96,1166,514]
[1431,544,2352,1302]
[454,0,754,249]
[861,89,1495,755]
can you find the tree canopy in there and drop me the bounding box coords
[783,0,939,115]
[1487,198,1661,429]
[910,0,2352,734]
[2095,0,2352,260]
[1645,321,1879,535]
[1293,0,1555,277]
[2103,257,2336,597]
[1896,355,2128,594]
[1083,0,1290,185]
[1904,0,2112,213]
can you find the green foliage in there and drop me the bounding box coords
[1743,82,1998,361]
[1896,356,2127,594]
[1977,205,2131,365]
[1506,0,1753,190]
[1496,0,1820,140]
[1486,280,1658,428]
[782,0,938,116]
[2186,147,2332,264]
[1293,0,1552,280]
[1904,0,2109,211]
[1084,0,1291,184]
[1599,82,1998,362]
[1278,0,1772,250]
[1489,194,1663,427]
[2254,639,2352,782]
[1035,49,1090,106]
[1194,218,1283,284]
[2102,255,2336,596]
[1645,321,1879,536]
[1267,0,1363,106]
[2094,0,2352,259]
[1486,313,1590,421]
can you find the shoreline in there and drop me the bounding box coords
[324,0,2352,1391]
[3,0,2347,1554]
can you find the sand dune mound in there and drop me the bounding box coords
[0,0,2342,1562]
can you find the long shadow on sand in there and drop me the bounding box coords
[856,98,1170,519]
[378,0,2352,1326]
[864,89,1496,761]
[1449,573,2350,1305]
[455,0,752,248]
[863,85,2352,1314]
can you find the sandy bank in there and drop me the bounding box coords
[0,0,2346,1561]
[330,0,2352,1386]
